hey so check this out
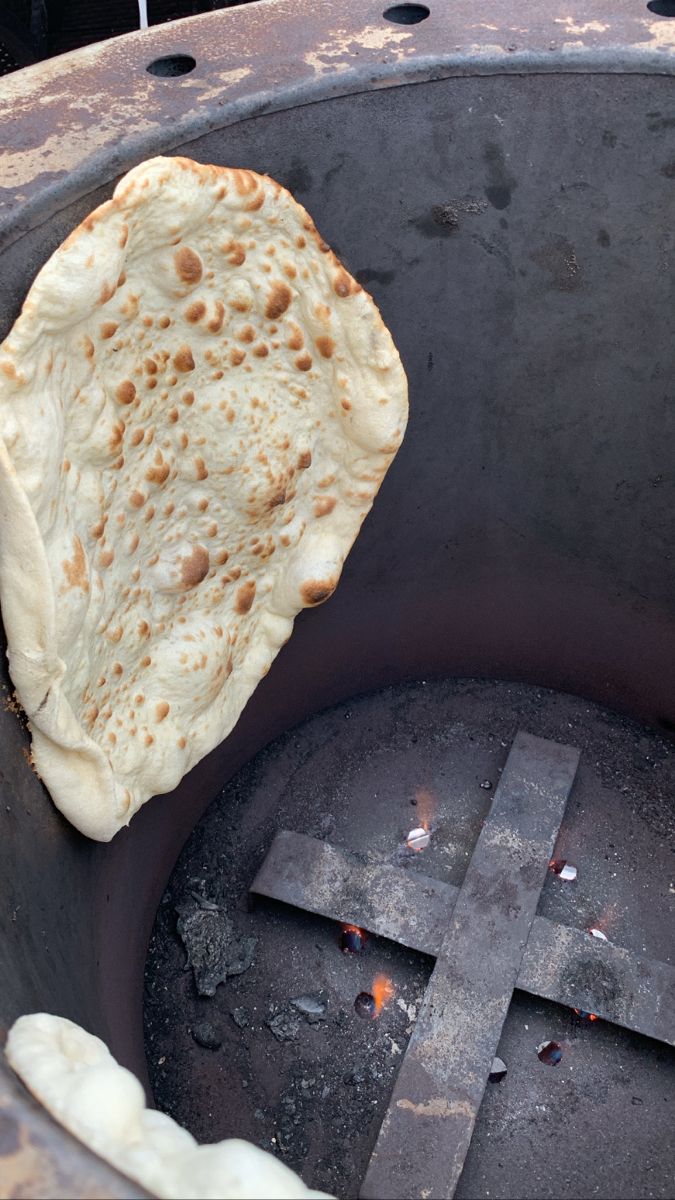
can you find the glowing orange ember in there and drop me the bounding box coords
[372,974,395,1016]
[414,787,436,828]
[574,1008,599,1021]
[406,824,431,851]
[340,924,366,953]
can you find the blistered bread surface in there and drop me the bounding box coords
[0,157,407,839]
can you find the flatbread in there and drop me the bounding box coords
[5,1013,332,1199]
[0,156,407,840]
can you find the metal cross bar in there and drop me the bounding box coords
[252,828,458,957]
[353,731,579,1199]
[251,831,675,1046]
[252,730,582,1198]
[251,720,675,1198]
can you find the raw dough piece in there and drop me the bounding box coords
[5,1013,332,1199]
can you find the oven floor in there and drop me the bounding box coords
[144,679,675,1199]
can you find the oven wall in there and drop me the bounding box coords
[0,69,673,1091]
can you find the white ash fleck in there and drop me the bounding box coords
[396,998,418,1022]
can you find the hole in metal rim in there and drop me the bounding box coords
[647,0,675,13]
[383,3,431,25]
[146,53,196,77]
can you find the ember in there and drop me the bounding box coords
[549,859,577,881]
[589,927,609,942]
[340,923,366,954]
[489,1055,508,1082]
[406,825,431,852]
[355,975,395,1020]
[537,1039,563,1066]
[372,973,395,1015]
[354,991,376,1019]
[574,1008,599,1022]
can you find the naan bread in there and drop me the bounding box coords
[5,1013,332,1199]
[0,156,407,840]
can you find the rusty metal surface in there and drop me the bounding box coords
[362,731,580,1200]
[0,1058,149,1200]
[1,0,675,250]
[252,830,675,1045]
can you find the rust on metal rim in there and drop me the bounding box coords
[0,0,675,248]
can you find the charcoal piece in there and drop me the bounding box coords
[537,1039,563,1065]
[276,1114,295,1153]
[354,991,376,1019]
[340,925,365,954]
[345,1068,366,1085]
[290,992,328,1022]
[191,1021,222,1050]
[489,1055,508,1081]
[266,1010,301,1042]
[176,895,257,997]
[231,1006,250,1029]
[406,826,431,851]
[550,859,577,881]
[589,927,609,942]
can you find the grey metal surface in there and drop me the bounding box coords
[520,917,675,1047]
[252,830,675,1045]
[251,830,459,956]
[361,731,580,1200]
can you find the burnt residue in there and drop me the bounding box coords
[660,160,675,178]
[565,956,622,1016]
[412,195,488,240]
[483,142,517,210]
[355,267,396,287]
[465,868,523,918]
[411,211,458,239]
[597,228,611,247]
[431,204,459,229]
[647,113,675,132]
[176,890,257,997]
[283,160,313,195]
[530,236,583,292]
